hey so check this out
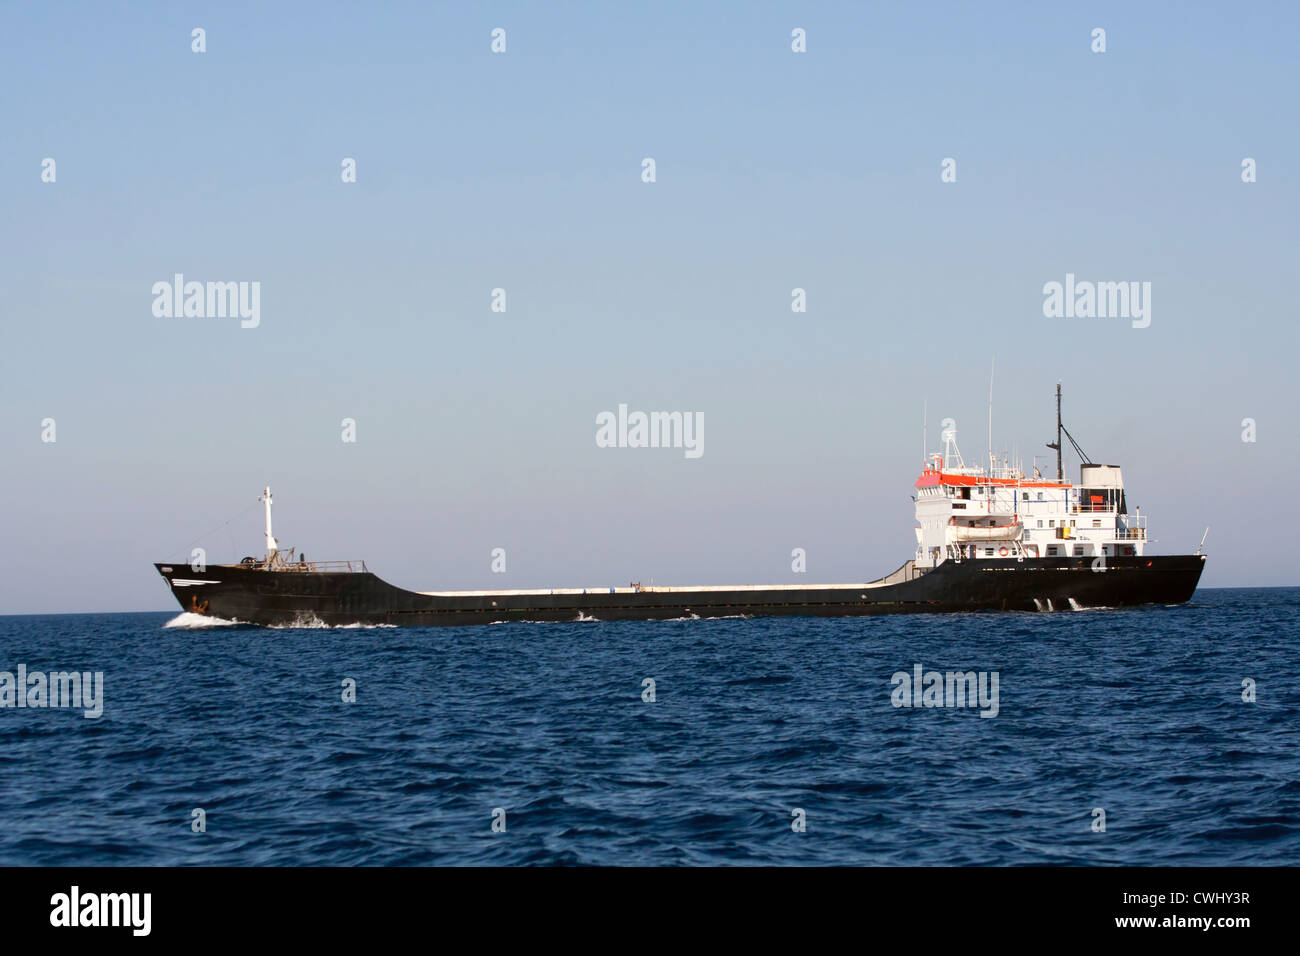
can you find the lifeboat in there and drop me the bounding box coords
[950,520,1023,542]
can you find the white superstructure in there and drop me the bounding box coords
[913,423,1146,568]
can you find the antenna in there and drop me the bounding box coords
[1197,526,1210,555]
[987,357,995,471]
[922,399,928,468]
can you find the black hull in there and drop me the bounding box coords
[155,555,1207,628]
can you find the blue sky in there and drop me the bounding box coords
[2,1,1296,612]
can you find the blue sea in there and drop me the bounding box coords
[1,588,1297,866]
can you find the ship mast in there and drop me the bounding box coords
[1046,384,1063,481]
[1044,384,1094,482]
[260,486,278,564]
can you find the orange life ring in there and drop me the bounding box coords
[998,546,1009,556]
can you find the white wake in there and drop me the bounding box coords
[163,612,239,628]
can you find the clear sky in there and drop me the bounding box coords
[2,1,1296,612]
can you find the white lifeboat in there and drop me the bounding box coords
[950,519,1023,542]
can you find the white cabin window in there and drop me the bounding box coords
[1049,520,1055,528]
[1037,520,1043,528]
[1022,493,1029,501]
[984,548,994,556]
[1092,519,1101,528]
[1037,492,1044,500]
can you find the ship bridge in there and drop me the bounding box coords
[912,396,1147,568]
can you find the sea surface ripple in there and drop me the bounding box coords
[0,587,1297,865]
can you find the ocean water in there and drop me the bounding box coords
[0,588,1297,866]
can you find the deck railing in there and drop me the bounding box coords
[254,559,369,572]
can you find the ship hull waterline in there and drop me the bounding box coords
[155,555,1207,628]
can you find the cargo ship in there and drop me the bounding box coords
[155,388,1206,627]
